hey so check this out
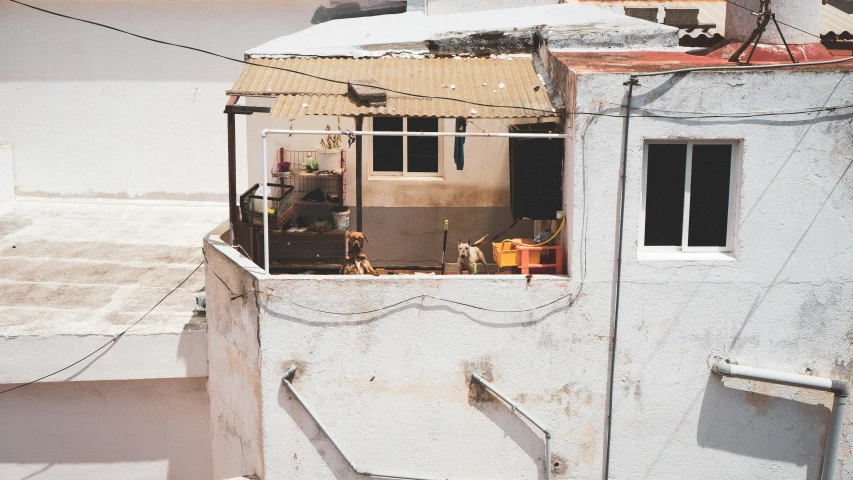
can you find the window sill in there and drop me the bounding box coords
[367,175,444,182]
[637,251,736,261]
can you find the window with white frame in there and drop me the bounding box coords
[370,117,441,176]
[640,141,738,253]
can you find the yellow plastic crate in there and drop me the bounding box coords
[492,239,539,268]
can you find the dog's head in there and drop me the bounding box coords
[458,239,472,259]
[346,231,368,251]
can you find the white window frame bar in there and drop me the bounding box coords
[366,117,443,178]
[639,139,739,255]
[259,128,569,275]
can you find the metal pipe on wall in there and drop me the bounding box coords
[471,373,552,480]
[712,360,849,480]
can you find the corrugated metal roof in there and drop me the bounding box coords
[577,0,853,38]
[229,57,554,118]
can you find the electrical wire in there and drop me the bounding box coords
[263,290,574,314]
[8,0,853,120]
[0,262,203,396]
[724,0,821,39]
[514,217,566,247]
[6,0,557,116]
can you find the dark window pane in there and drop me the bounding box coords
[407,117,439,173]
[688,145,732,247]
[644,144,687,246]
[373,117,403,172]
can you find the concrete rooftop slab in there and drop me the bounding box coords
[0,200,226,384]
[246,3,678,57]
[0,200,225,337]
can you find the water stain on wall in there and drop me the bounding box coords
[462,356,495,405]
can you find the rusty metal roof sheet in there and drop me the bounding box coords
[578,0,853,38]
[229,57,555,118]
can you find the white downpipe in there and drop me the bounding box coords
[716,362,833,391]
[471,373,551,480]
[713,360,848,480]
[258,128,570,275]
[261,132,270,275]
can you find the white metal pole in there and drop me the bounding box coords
[262,132,270,275]
[264,129,569,139]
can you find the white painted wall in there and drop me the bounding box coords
[245,99,555,209]
[0,377,212,480]
[0,0,325,201]
[204,235,612,479]
[204,235,266,480]
[571,68,853,480]
[0,143,13,207]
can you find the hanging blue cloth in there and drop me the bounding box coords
[454,117,467,170]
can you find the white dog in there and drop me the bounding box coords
[457,239,488,274]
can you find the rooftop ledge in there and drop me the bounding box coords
[203,232,575,319]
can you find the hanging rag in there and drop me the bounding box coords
[453,117,467,170]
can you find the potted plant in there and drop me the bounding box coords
[317,125,342,172]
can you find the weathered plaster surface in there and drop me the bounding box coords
[0,200,223,382]
[0,0,324,201]
[204,233,613,479]
[570,68,853,480]
[205,235,266,480]
[247,3,678,58]
[725,0,821,45]
[0,377,212,480]
[254,274,609,480]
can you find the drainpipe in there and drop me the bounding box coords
[471,373,552,480]
[713,360,849,480]
[602,75,638,480]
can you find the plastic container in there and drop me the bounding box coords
[331,207,350,230]
[493,240,521,268]
[316,148,341,171]
[492,238,540,268]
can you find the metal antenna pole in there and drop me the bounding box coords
[771,13,798,64]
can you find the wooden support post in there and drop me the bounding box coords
[227,107,238,246]
[355,116,364,232]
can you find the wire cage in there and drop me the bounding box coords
[239,183,295,229]
[274,149,347,205]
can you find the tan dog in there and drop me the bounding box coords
[341,231,379,276]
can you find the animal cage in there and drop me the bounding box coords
[274,149,347,205]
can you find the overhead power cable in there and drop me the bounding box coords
[7,0,558,115]
[8,0,852,120]
[0,262,203,396]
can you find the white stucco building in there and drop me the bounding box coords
[2,1,852,479]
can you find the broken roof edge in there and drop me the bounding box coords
[245,3,681,59]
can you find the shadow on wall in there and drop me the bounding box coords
[278,382,353,480]
[0,377,213,480]
[472,384,549,480]
[697,376,831,480]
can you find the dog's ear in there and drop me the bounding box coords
[467,238,471,245]
[362,233,368,242]
[345,231,351,239]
